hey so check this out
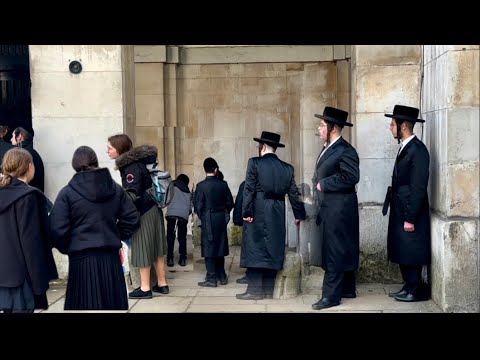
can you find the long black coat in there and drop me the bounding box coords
[0,178,58,295]
[386,136,431,265]
[310,137,360,272]
[49,168,140,254]
[18,140,45,192]
[241,153,306,270]
[232,181,245,226]
[194,176,234,258]
[0,139,14,173]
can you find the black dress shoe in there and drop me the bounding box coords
[388,289,408,297]
[312,298,340,310]
[219,276,228,285]
[167,258,174,267]
[152,284,170,294]
[178,258,186,266]
[236,276,249,284]
[394,292,428,302]
[128,287,153,299]
[342,293,357,299]
[236,292,264,300]
[198,280,217,287]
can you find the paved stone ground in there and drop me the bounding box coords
[39,245,442,313]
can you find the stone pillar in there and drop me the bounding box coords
[164,63,178,177]
[133,62,165,166]
[423,45,479,312]
[29,45,126,279]
[351,45,422,282]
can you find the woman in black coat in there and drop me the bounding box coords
[0,148,58,313]
[107,134,170,299]
[50,146,140,310]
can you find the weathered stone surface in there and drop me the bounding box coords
[354,65,420,114]
[134,45,166,63]
[448,49,479,107]
[355,45,421,66]
[358,206,402,283]
[274,251,302,299]
[431,215,479,313]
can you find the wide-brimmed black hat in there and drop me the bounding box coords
[384,105,425,123]
[314,106,353,127]
[253,131,285,148]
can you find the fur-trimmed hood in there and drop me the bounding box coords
[115,144,158,169]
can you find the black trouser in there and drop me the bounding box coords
[205,257,226,282]
[399,264,424,295]
[322,270,356,302]
[166,216,188,260]
[246,268,277,296]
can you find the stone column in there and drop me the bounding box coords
[29,45,126,279]
[163,63,178,177]
[350,45,422,282]
[133,61,166,167]
[423,45,479,312]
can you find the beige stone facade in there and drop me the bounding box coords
[26,45,479,312]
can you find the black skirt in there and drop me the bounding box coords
[65,247,128,310]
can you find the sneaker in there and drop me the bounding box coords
[152,284,170,294]
[128,287,152,299]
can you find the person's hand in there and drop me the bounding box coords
[316,182,322,192]
[295,219,301,226]
[404,221,415,232]
[243,217,253,223]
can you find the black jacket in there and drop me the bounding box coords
[386,136,431,265]
[0,178,58,294]
[17,140,45,192]
[240,153,306,270]
[49,168,140,254]
[194,176,234,257]
[115,145,157,216]
[0,139,14,173]
[310,137,360,272]
[232,181,245,226]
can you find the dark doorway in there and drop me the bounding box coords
[0,45,32,143]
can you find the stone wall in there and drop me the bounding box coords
[423,45,479,312]
[29,45,125,278]
[351,45,422,282]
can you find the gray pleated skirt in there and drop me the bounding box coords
[130,205,167,268]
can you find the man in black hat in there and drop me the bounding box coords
[236,131,306,300]
[383,105,431,302]
[310,106,360,310]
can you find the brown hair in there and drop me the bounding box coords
[108,134,133,156]
[72,146,99,172]
[0,125,8,139]
[0,148,33,186]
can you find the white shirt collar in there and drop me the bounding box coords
[399,134,416,154]
[325,135,342,149]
